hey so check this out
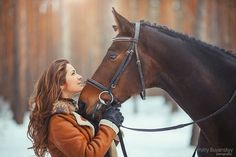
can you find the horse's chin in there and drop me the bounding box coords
[85,100,98,114]
[118,94,132,104]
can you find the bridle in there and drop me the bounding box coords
[86,22,144,157]
[86,22,146,119]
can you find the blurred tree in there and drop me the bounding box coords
[0,0,236,125]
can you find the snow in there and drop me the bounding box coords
[117,96,196,157]
[0,98,34,157]
[0,96,196,157]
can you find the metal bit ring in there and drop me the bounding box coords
[98,91,114,105]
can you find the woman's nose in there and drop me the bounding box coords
[77,74,83,80]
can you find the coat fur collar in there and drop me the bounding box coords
[51,99,95,136]
[52,99,77,115]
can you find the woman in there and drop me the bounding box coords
[27,59,124,157]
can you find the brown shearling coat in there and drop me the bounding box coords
[47,100,118,157]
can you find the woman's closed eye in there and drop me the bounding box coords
[71,70,76,75]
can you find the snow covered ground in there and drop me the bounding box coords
[117,96,195,157]
[0,96,196,157]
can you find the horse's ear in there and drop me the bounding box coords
[112,7,133,34]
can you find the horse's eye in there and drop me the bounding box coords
[109,54,117,60]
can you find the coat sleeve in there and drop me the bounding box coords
[48,115,117,157]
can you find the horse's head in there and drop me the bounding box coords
[79,8,158,119]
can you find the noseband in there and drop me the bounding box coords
[86,22,146,118]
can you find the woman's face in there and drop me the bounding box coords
[61,64,84,98]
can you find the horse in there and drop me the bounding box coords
[79,8,236,157]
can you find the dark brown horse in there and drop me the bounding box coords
[79,9,236,157]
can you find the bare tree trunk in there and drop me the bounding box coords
[132,96,138,114]
[231,0,236,53]
[12,0,28,124]
[190,123,200,146]
[0,1,3,97]
[190,0,205,146]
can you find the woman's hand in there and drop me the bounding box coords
[102,106,124,127]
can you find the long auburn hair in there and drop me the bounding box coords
[27,59,69,157]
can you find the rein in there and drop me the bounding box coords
[122,88,236,130]
[119,89,236,157]
[121,88,236,132]
[85,22,236,157]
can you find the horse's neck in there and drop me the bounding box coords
[144,28,236,120]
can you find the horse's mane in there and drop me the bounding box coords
[142,22,236,59]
